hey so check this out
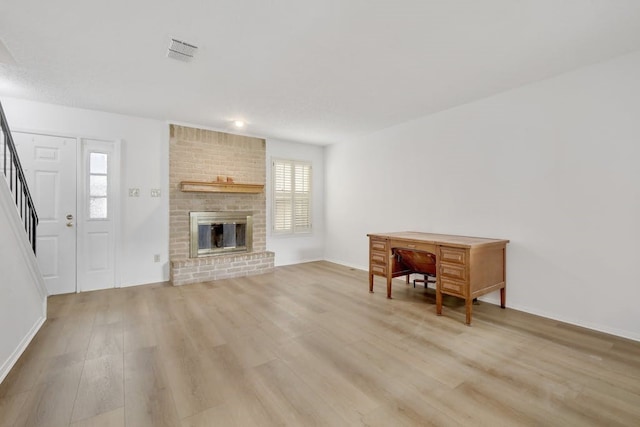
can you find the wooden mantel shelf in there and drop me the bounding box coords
[180,181,264,193]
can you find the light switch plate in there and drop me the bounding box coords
[128,188,140,197]
[150,189,161,197]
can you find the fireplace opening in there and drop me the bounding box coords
[190,211,253,257]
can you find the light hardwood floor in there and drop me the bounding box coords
[1,261,639,426]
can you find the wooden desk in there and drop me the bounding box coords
[368,232,509,325]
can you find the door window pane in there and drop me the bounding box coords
[89,197,107,219]
[89,175,107,196]
[88,151,109,219]
[90,152,108,174]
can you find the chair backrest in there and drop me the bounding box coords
[395,249,437,275]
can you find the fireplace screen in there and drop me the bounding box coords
[190,211,253,257]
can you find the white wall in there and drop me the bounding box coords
[2,98,327,282]
[3,98,169,287]
[324,50,640,341]
[266,139,325,266]
[0,176,46,383]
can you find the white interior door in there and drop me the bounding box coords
[14,132,77,295]
[77,139,119,292]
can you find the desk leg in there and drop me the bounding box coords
[369,273,374,293]
[465,299,472,325]
[501,247,507,309]
[436,289,442,315]
[386,276,393,299]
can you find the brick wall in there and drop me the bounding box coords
[169,124,274,285]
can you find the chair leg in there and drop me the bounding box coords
[412,274,436,289]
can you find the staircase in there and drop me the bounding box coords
[0,99,47,384]
[1,100,38,252]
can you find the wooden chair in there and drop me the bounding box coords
[395,249,437,288]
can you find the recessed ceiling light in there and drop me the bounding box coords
[0,77,21,94]
[233,120,245,128]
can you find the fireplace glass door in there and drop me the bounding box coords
[190,211,253,257]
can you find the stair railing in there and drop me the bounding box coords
[0,100,38,253]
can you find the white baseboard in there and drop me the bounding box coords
[0,315,46,384]
[325,258,640,342]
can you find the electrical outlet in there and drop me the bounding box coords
[150,188,161,197]
[154,254,160,262]
[128,188,140,197]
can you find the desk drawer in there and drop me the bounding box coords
[370,239,387,252]
[440,278,466,297]
[440,247,466,265]
[371,252,386,265]
[390,240,437,254]
[440,263,466,281]
[371,264,386,276]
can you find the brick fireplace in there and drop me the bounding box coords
[169,124,274,286]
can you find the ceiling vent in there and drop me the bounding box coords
[167,38,198,62]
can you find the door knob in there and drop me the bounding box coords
[66,221,74,227]
[66,214,73,220]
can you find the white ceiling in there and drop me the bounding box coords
[2,1,640,145]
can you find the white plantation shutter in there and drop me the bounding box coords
[273,161,292,231]
[293,163,311,230]
[273,159,311,233]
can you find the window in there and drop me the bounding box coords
[273,158,311,233]
[88,152,108,219]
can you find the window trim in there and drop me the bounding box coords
[87,150,110,221]
[272,158,312,235]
